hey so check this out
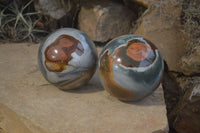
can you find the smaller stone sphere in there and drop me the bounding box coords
[98,35,164,101]
[38,28,98,90]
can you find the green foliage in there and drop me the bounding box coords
[0,0,48,42]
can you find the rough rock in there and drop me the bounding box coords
[0,103,49,133]
[133,0,187,72]
[162,72,182,116]
[78,1,136,42]
[34,0,78,29]
[34,0,66,19]
[124,0,156,8]
[0,43,168,133]
[169,77,200,133]
[123,0,148,17]
[180,45,200,75]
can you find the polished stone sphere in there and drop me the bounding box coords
[38,28,98,90]
[98,35,164,101]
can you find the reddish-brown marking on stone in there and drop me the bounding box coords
[99,51,134,101]
[44,34,84,72]
[113,39,156,68]
[143,38,157,50]
[126,42,151,61]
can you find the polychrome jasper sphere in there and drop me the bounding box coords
[98,35,164,101]
[38,28,98,90]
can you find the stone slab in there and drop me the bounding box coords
[0,43,168,133]
[0,103,49,133]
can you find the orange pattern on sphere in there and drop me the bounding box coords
[126,43,151,61]
[44,35,84,72]
[99,51,135,101]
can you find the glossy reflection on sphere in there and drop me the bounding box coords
[38,28,98,90]
[98,35,164,101]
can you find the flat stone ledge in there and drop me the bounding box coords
[0,43,168,133]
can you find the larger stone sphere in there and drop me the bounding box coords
[98,35,164,101]
[38,28,98,90]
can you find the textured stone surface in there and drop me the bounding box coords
[180,45,200,75]
[78,1,136,42]
[34,0,78,29]
[0,103,49,133]
[133,0,187,72]
[0,43,168,133]
[123,0,157,8]
[34,0,66,19]
[169,77,200,133]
